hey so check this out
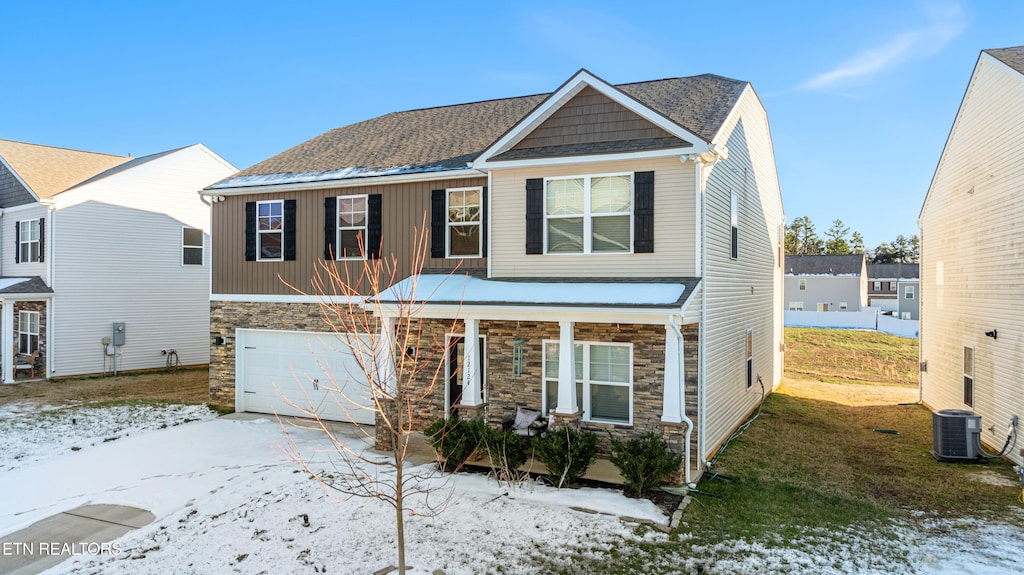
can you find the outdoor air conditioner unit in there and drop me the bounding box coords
[932,409,982,462]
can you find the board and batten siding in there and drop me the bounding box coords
[920,54,1024,464]
[489,157,697,278]
[212,177,487,295]
[1,203,50,282]
[700,87,784,462]
[49,145,235,376]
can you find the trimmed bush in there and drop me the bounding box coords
[534,427,599,488]
[609,432,682,497]
[479,426,528,481]
[423,417,485,471]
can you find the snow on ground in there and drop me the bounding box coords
[0,409,1021,574]
[0,402,216,472]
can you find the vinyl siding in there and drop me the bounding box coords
[212,177,487,295]
[2,203,50,281]
[783,276,864,311]
[49,145,235,376]
[920,54,1024,464]
[701,88,784,462]
[489,157,697,277]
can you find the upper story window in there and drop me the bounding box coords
[904,285,915,299]
[257,200,283,261]
[872,281,881,291]
[799,279,806,290]
[18,219,41,263]
[730,192,739,259]
[337,195,367,260]
[545,174,631,254]
[182,227,203,265]
[447,187,482,258]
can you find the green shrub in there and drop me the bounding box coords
[479,426,528,480]
[534,428,598,488]
[609,432,683,497]
[423,417,485,471]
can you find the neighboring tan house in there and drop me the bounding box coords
[0,139,236,381]
[919,46,1024,464]
[784,254,867,312]
[204,69,784,482]
[867,263,920,319]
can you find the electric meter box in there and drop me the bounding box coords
[112,322,126,346]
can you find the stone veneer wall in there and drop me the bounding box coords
[14,301,47,377]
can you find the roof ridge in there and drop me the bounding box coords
[0,138,126,159]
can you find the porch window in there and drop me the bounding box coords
[542,341,632,425]
[256,200,283,261]
[18,311,39,354]
[182,227,203,265]
[447,187,482,257]
[336,195,367,259]
[19,219,41,263]
[545,174,631,254]
[963,346,974,407]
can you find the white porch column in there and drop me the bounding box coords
[374,315,396,395]
[555,320,578,414]
[661,323,683,423]
[2,301,12,384]
[461,318,482,406]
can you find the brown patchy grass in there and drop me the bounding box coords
[0,367,209,408]
[785,327,919,386]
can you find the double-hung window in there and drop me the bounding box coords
[337,195,367,259]
[730,192,739,259]
[256,200,284,261]
[447,187,482,257]
[873,281,881,291]
[545,174,631,254]
[904,285,915,300]
[18,311,39,354]
[182,227,203,265]
[542,341,632,424]
[963,346,974,407]
[788,301,803,311]
[19,219,41,263]
[799,279,806,291]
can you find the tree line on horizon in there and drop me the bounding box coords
[785,216,919,264]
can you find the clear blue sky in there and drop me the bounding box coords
[2,1,1021,249]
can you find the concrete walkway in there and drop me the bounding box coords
[0,504,154,575]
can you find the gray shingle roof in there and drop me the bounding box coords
[212,73,747,189]
[867,263,919,280]
[0,277,53,295]
[985,46,1024,76]
[785,254,866,276]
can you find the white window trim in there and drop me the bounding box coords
[256,200,284,262]
[963,345,975,408]
[543,172,634,255]
[745,329,753,390]
[18,310,39,355]
[18,219,41,263]
[788,301,803,311]
[541,340,633,425]
[799,279,806,290]
[336,194,369,261]
[873,281,882,291]
[730,191,739,260]
[445,187,483,259]
[839,302,848,310]
[181,226,204,266]
[904,285,915,299]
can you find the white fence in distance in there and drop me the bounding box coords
[784,309,919,338]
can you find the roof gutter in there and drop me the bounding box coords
[203,168,486,196]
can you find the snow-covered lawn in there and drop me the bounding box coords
[1,407,1021,574]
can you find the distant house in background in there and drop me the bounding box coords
[784,254,867,312]
[0,139,236,381]
[919,45,1024,465]
[867,263,920,320]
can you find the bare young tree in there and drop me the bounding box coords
[275,222,460,573]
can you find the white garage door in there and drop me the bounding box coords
[237,329,375,424]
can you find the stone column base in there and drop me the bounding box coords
[455,403,487,422]
[548,410,582,432]
[659,420,692,485]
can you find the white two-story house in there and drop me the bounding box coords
[204,69,784,482]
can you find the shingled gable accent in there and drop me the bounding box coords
[473,69,710,169]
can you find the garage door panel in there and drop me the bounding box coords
[238,330,375,425]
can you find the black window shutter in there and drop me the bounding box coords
[481,186,488,257]
[634,171,654,253]
[367,194,382,259]
[14,222,19,263]
[430,190,445,258]
[244,202,257,261]
[525,178,543,254]
[38,219,45,263]
[324,196,337,260]
[283,200,297,261]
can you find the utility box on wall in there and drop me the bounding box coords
[112,322,126,346]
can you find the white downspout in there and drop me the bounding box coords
[486,171,492,279]
[695,154,709,472]
[669,318,695,486]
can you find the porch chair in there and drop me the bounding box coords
[503,406,548,438]
[14,349,38,379]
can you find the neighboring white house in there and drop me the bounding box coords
[919,46,1024,464]
[0,139,237,381]
[784,254,867,312]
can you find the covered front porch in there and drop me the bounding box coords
[0,277,53,383]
